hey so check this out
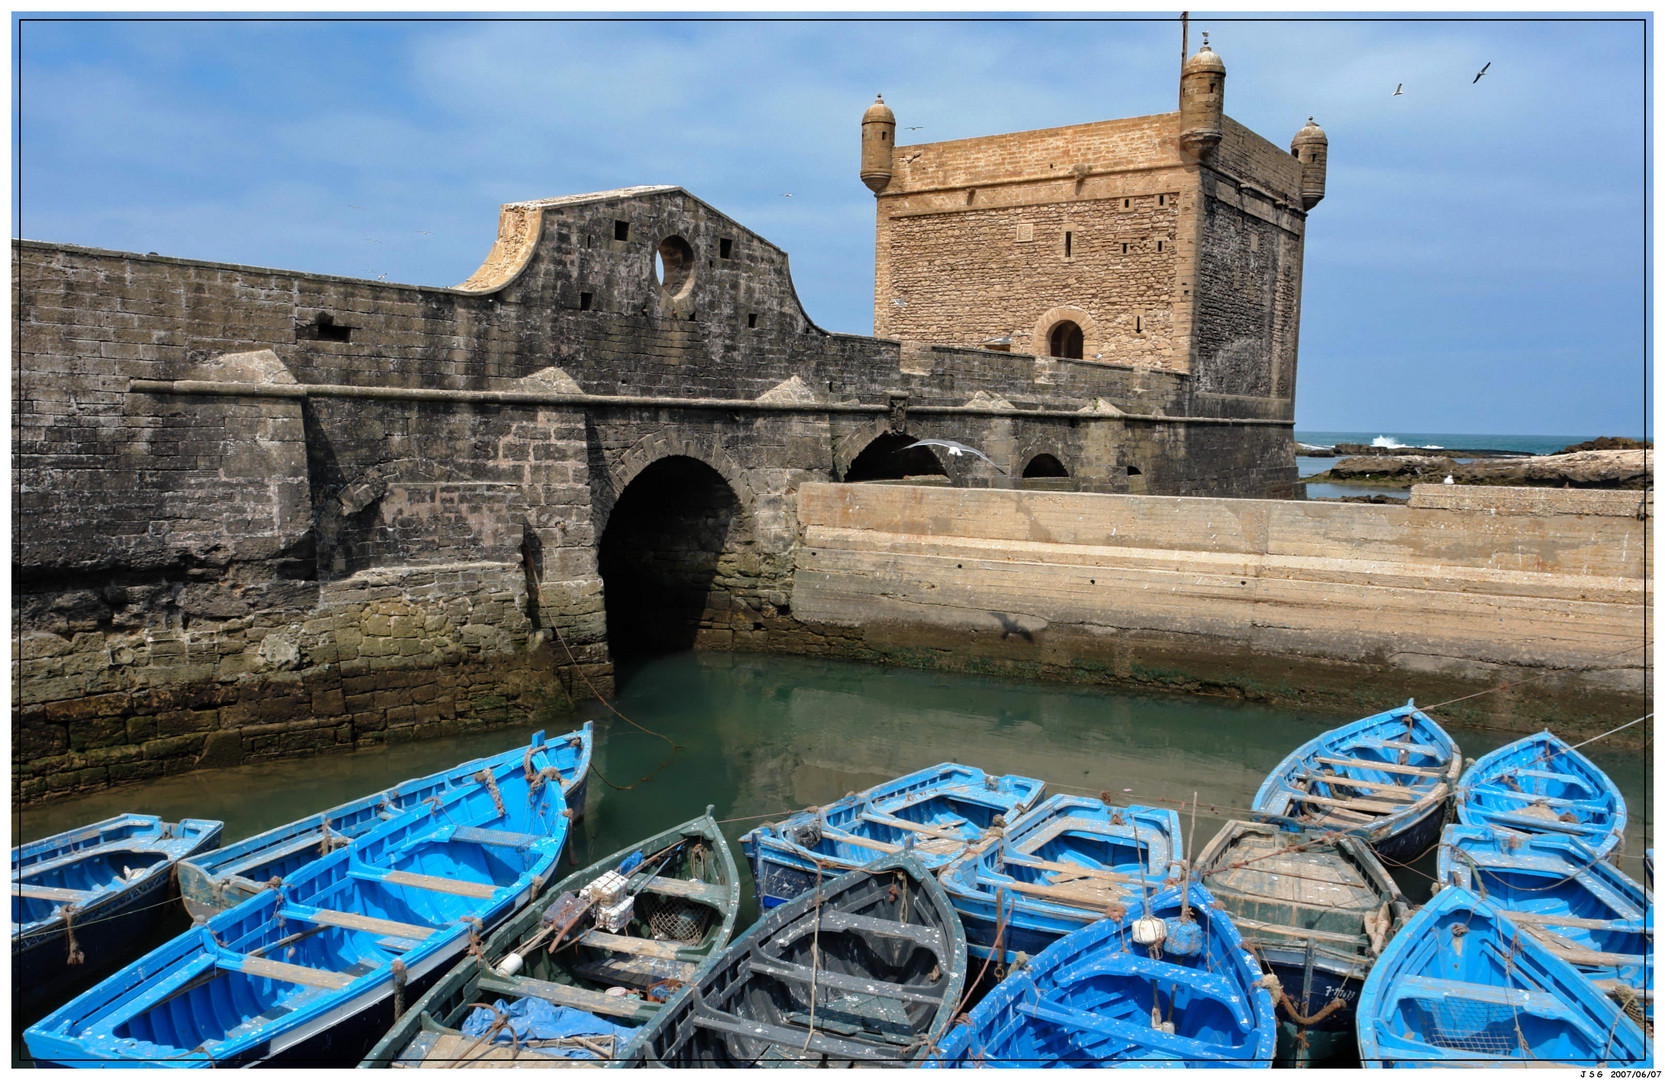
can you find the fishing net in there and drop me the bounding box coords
[640,893,709,943]
[1401,996,1522,1056]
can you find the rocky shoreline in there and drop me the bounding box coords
[1303,448,1651,489]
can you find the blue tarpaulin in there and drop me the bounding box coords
[459,996,636,1058]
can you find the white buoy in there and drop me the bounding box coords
[1132,916,1167,946]
[494,952,525,977]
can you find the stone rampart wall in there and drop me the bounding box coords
[786,483,1649,737]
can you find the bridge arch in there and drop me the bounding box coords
[598,452,754,659]
[840,428,950,483]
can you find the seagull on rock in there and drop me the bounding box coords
[900,439,1007,473]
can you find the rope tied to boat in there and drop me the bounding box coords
[62,903,84,966]
[475,769,506,818]
[463,916,485,960]
[390,958,407,1020]
[1279,991,1346,1028]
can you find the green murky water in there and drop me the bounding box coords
[13,652,1653,1057]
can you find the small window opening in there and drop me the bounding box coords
[299,311,350,343]
[1123,198,1131,208]
[1135,316,1142,333]
[1048,320,1084,360]
[586,234,593,249]
[1063,231,1073,258]
[1156,240,1165,253]
[614,220,630,241]
[719,237,733,259]
[747,313,758,329]
[1122,242,1129,254]
[1158,194,1166,206]
[880,131,888,142]
[688,310,697,322]
[1127,465,1143,476]
[579,292,593,311]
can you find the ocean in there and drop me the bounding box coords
[1294,431,1610,456]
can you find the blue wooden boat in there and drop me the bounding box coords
[13,814,224,1011]
[740,762,1045,909]
[1195,819,1409,1065]
[360,809,740,1066]
[1439,824,1651,1022]
[924,883,1277,1067]
[25,744,571,1067]
[1252,701,1461,864]
[178,724,591,919]
[626,852,968,1065]
[1356,885,1651,1067]
[937,794,1183,964]
[1456,730,1627,863]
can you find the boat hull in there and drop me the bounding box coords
[178,724,591,920]
[13,816,223,1013]
[25,747,569,1068]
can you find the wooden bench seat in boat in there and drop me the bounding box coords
[1001,853,1135,884]
[573,953,699,985]
[1477,811,1593,835]
[1228,915,1368,946]
[375,869,499,898]
[742,955,945,1004]
[804,910,946,950]
[475,972,656,1021]
[687,1007,897,1061]
[1505,910,1644,931]
[12,882,99,903]
[1392,975,1575,1018]
[1289,791,1411,815]
[637,877,726,905]
[447,826,548,850]
[1016,1000,1233,1061]
[577,929,691,959]
[1297,774,1426,801]
[295,907,437,941]
[1466,788,1585,809]
[1350,738,1443,757]
[1313,756,1446,778]
[228,954,355,990]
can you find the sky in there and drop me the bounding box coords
[12,13,1651,437]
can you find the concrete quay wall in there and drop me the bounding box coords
[786,483,1650,736]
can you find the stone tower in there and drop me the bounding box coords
[864,39,1324,419]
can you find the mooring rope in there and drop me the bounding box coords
[549,621,677,750]
[1418,643,1647,714]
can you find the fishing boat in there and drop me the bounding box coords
[25,744,571,1067]
[937,794,1183,963]
[626,852,968,1066]
[360,809,739,1066]
[1356,884,1650,1067]
[13,814,224,1011]
[1252,701,1461,864]
[1456,730,1627,863]
[925,883,1277,1067]
[1194,819,1408,1065]
[1439,824,1651,1023]
[741,762,1044,909]
[178,723,591,919]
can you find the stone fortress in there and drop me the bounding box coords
[13,41,1642,802]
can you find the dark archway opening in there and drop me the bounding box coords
[599,456,740,659]
[842,432,950,483]
[1048,320,1084,359]
[1021,453,1069,479]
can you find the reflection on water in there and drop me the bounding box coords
[13,652,1651,1051]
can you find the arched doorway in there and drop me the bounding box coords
[598,456,744,658]
[842,432,950,483]
[1021,453,1069,479]
[1048,320,1084,359]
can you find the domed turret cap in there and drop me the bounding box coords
[1183,39,1226,76]
[863,95,895,123]
[1292,116,1327,146]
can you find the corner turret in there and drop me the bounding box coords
[861,95,896,194]
[1291,117,1328,210]
[1179,35,1225,160]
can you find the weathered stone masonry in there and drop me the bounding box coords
[14,179,1298,801]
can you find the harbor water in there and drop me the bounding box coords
[13,651,1653,1059]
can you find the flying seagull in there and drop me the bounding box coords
[1473,61,1490,83]
[900,439,1007,474]
[905,125,924,131]
[780,192,794,197]
[1392,83,1403,96]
